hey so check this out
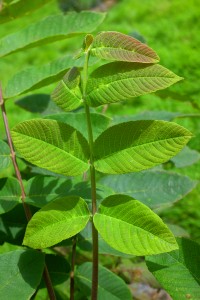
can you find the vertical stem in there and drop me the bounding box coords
[70,236,77,300]
[0,85,56,300]
[82,52,98,300]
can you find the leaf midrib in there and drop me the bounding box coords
[91,46,156,58]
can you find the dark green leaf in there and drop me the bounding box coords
[0,140,11,170]
[0,177,21,214]
[146,238,200,300]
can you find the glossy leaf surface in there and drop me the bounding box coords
[0,11,105,57]
[91,31,159,63]
[0,140,11,169]
[94,195,178,255]
[0,177,21,214]
[75,262,132,299]
[86,62,182,106]
[11,119,89,176]
[146,238,200,300]
[94,120,192,174]
[100,170,197,210]
[23,196,91,248]
[51,67,82,112]
[0,249,45,299]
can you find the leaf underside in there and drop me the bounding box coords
[94,120,192,174]
[91,31,159,63]
[94,194,178,255]
[23,196,91,249]
[11,119,89,176]
[86,62,182,107]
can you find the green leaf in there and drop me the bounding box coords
[0,140,11,170]
[171,146,200,168]
[51,67,83,112]
[100,170,197,210]
[0,0,52,24]
[146,238,200,300]
[86,62,182,106]
[11,119,90,176]
[0,177,21,214]
[94,120,192,174]
[0,11,105,57]
[15,94,62,115]
[23,196,91,249]
[94,194,178,255]
[91,31,159,63]
[4,55,85,99]
[0,249,45,300]
[46,112,111,140]
[75,262,132,300]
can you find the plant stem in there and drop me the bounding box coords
[82,52,99,300]
[70,236,77,300]
[0,84,56,300]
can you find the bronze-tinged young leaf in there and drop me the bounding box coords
[94,120,192,174]
[23,196,91,249]
[51,67,82,112]
[93,195,178,255]
[91,31,159,63]
[11,119,90,176]
[0,11,106,57]
[86,62,182,107]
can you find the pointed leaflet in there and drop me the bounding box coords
[0,11,105,57]
[0,177,21,214]
[0,0,52,24]
[51,68,82,112]
[146,238,200,300]
[93,195,178,256]
[93,120,192,174]
[0,140,11,169]
[0,249,45,300]
[4,55,84,99]
[86,62,182,107]
[91,31,159,63]
[11,119,89,176]
[23,196,91,249]
[100,170,197,210]
[75,262,132,299]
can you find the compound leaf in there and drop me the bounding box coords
[0,177,21,214]
[0,11,105,57]
[93,195,178,255]
[146,238,200,300]
[51,67,82,112]
[75,262,132,299]
[11,119,89,176]
[94,120,192,174]
[100,170,197,210]
[0,249,45,300]
[91,31,159,63]
[86,62,182,107]
[23,196,91,249]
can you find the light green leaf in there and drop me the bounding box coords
[171,146,200,168]
[91,31,159,63]
[46,112,111,140]
[146,238,200,300]
[86,62,182,106]
[75,262,132,300]
[94,120,192,174]
[0,0,52,24]
[11,119,90,176]
[4,55,84,99]
[0,140,11,170]
[0,177,21,214]
[23,196,91,249]
[0,249,45,300]
[51,67,83,112]
[0,11,105,57]
[100,170,197,210]
[94,194,178,255]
